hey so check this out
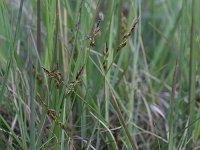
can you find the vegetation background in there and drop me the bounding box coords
[0,0,200,149]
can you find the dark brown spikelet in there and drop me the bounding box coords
[65,81,76,96]
[42,67,50,74]
[37,93,56,121]
[47,109,57,121]
[76,66,84,81]
[103,42,109,70]
[96,19,101,28]
[42,66,63,88]
[117,40,127,51]
[58,122,65,129]
[47,108,68,131]
[103,61,107,71]
[36,93,68,132]
[90,39,95,47]
[103,42,109,57]
[123,17,140,39]
[130,17,140,32]
[116,17,139,52]
[86,20,101,47]
[66,66,83,96]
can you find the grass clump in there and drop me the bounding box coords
[0,0,200,149]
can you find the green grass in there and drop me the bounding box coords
[0,0,200,149]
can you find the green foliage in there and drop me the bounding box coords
[0,0,199,149]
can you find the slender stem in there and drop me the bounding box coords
[189,0,196,143]
[110,90,138,150]
[168,57,179,150]
[37,0,41,52]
